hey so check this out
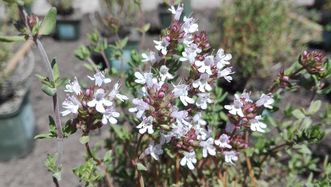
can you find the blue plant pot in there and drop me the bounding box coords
[0,91,35,161]
[55,18,81,41]
[106,40,139,72]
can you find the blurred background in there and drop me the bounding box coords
[0,0,330,186]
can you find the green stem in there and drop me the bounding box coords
[35,39,64,167]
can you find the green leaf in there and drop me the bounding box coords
[292,109,305,119]
[137,162,147,171]
[103,150,113,164]
[44,154,62,181]
[139,23,150,33]
[308,100,321,114]
[75,46,91,61]
[34,133,52,139]
[79,136,90,144]
[51,58,60,81]
[48,116,58,136]
[62,120,77,138]
[41,84,56,96]
[35,74,48,81]
[39,7,57,36]
[73,159,102,184]
[0,35,25,43]
[116,37,128,49]
[55,78,68,88]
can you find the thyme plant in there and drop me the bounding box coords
[1,2,331,186]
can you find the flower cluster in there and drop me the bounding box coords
[62,72,127,131]
[129,4,242,170]
[226,91,274,132]
[299,50,326,75]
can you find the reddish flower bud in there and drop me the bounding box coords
[158,91,165,98]
[300,50,326,75]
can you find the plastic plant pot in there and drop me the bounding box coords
[54,9,81,41]
[0,91,35,161]
[0,51,35,161]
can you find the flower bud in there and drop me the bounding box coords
[299,50,326,75]
[158,91,165,98]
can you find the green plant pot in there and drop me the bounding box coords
[0,90,35,161]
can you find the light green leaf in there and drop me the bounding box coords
[41,84,57,96]
[44,154,62,181]
[292,109,305,119]
[79,136,90,144]
[137,162,147,171]
[308,100,321,114]
[75,46,91,61]
[39,7,57,36]
[0,35,25,43]
[34,133,52,139]
[51,58,60,81]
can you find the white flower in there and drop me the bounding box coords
[160,133,173,145]
[88,72,111,87]
[215,49,232,69]
[168,4,183,20]
[87,89,112,113]
[137,116,154,134]
[180,151,197,170]
[159,65,174,81]
[171,123,190,138]
[171,108,191,127]
[182,16,198,34]
[129,98,150,119]
[196,93,212,110]
[145,141,163,160]
[64,77,81,95]
[195,55,214,75]
[61,95,81,116]
[193,112,207,126]
[154,39,169,55]
[170,117,191,138]
[218,67,234,82]
[224,151,238,165]
[102,107,120,125]
[172,84,194,106]
[215,134,232,149]
[192,73,212,93]
[241,90,252,103]
[200,138,216,158]
[179,44,201,64]
[182,34,193,46]
[194,125,209,141]
[250,115,267,133]
[224,94,244,117]
[256,94,274,109]
[109,82,128,102]
[142,51,158,64]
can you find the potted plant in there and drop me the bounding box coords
[89,0,142,72]
[48,0,81,41]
